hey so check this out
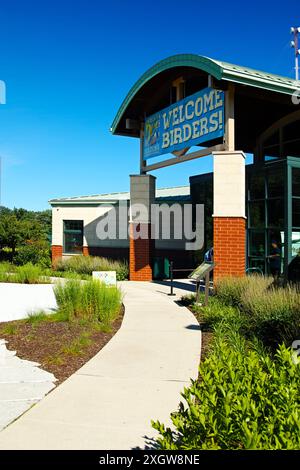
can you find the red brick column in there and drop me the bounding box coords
[213,217,246,279]
[129,174,156,281]
[129,223,153,281]
[83,246,89,256]
[52,245,63,265]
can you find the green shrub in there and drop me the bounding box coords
[153,325,300,450]
[14,240,51,268]
[200,296,245,329]
[54,255,128,281]
[54,278,122,327]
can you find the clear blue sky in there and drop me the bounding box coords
[0,0,298,210]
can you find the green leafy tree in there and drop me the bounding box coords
[0,206,52,264]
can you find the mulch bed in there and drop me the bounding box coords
[177,298,214,362]
[199,329,214,361]
[0,305,124,384]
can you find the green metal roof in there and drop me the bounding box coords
[49,185,190,206]
[111,53,300,135]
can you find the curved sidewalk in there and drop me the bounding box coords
[0,280,201,450]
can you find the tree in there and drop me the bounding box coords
[0,213,24,256]
[0,206,52,264]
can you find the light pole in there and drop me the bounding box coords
[291,27,300,80]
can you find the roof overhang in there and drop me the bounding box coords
[111,53,300,138]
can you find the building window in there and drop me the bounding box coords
[63,220,83,254]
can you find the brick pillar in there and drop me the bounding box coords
[52,245,63,265]
[83,246,89,256]
[213,151,246,279]
[129,174,156,281]
[214,217,246,278]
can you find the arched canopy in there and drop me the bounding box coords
[111,53,299,140]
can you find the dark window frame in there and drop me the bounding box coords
[63,220,84,254]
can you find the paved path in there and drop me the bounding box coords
[0,283,57,322]
[0,280,200,450]
[0,340,56,431]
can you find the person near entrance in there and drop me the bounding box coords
[204,247,214,264]
[268,240,281,280]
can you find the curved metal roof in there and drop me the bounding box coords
[111,53,300,135]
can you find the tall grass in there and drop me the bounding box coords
[213,276,300,347]
[54,278,122,327]
[214,275,272,307]
[0,262,45,284]
[54,255,128,281]
[0,262,14,282]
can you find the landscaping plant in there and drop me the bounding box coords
[0,262,45,284]
[54,278,122,328]
[153,275,300,450]
[54,255,129,281]
[153,323,300,450]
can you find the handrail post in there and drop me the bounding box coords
[168,261,176,296]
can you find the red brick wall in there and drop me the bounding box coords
[51,245,63,265]
[129,223,154,281]
[213,217,246,279]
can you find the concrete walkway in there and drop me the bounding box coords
[0,340,56,431]
[0,280,200,450]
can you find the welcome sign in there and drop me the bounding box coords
[143,87,224,160]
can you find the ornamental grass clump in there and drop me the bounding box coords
[213,275,300,346]
[54,278,122,327]
[0,262,44,284]
[241,283,300,346]
[54,255,128,281]
[214,275,272,307]
[13,263,44,284]
[0,262,13,282]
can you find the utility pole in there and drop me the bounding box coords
[291,27,300,80]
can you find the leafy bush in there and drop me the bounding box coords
[14,240,51,268]
[0,206,51,264]
[54,255,128,281]
[54,278,122,327]
[153,324,300,450]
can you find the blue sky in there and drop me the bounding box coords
[0,0,298,210]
